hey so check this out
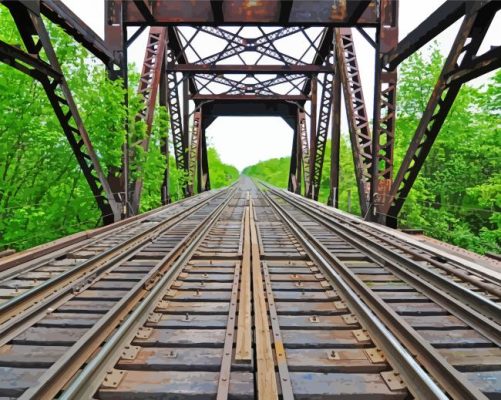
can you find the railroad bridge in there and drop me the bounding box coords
[0,1,500,399]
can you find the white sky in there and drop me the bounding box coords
[62,0,500,171]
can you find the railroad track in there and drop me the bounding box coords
[0,178,499,399]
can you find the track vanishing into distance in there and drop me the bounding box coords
[0,178,500,399]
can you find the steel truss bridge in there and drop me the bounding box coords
[0,5,500,397]
[1,0,499,228]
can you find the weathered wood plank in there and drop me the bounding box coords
[290,372,407,399]
[98,371,254,400]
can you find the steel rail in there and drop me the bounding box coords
[0,191,212,280]
[282,190,501,291]
[267,186,501,343]
[0,189,227,327]
[258,186,449,400]
[0,190,229,348]
[260,185,491,400]
[57,187,237,400]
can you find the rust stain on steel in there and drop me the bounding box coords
[223,0,280,22]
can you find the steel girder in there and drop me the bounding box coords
[198,124,211,193]
[3,2,121,224]
[297,111,311,196]
[335,27,372,216]
[288,128,299,193]
[130,27,167,215]
[165,46,188,174]
[311,56,335,200]
[383,0,501,227]
[121,1,377,26]
[158,56,170,206]
[327,64,342,208]
[187,111,202,196]
[370,0,398,222]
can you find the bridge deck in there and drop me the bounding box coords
[0,178,499,399]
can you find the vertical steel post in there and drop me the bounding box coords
[288,125,299,193]
[370,0,398,223]
[328,62,341,208]
[295,110,303,195]
[105,0,127,218]
[159,62,170,205]
[308,74,318,198]
[182,76,191,196]
[130,28,167,214]
[120,4,130,217]
[200,121,211,192]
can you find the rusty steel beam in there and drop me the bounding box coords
[0,39,62,81]
[370,0,398,222]
[4,2,120,223]
[384,1,500,227]
[165,35,188,175]
[446,45,501,85]
[328,62,342,208]
[335,27,372,216]
[130,27,167,215]
[187,111,202,196]
[307,74,318,199]
[311,61,335,200]
[132,0,154,22]
[159,56,170,205]
[166,64,333,74]
[298,111,311,196]
[384,0,465,70]
[39,0,120,67]
[191,94,309,101]
[199,124,211,192]
[122,0,379,26]
[288,128,299,193]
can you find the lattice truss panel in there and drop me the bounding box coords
[171,26,329,97]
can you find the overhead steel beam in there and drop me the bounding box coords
[4,1,120,223]
[210,0,224,24]
[384,0,465,69]
[383,1,500,227]
[40,0,119,66]
[122,0,379,26]
[167,64,333,74]
[191,94,309,101]
[132,0,154,22]
[335,27,372,216]
[130,27,167,215]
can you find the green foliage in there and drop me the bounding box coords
[242,157,290,188]
[0,10,238,250]
[206,148,239,188]
[244,46,500,254]
[0,10,123,249]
